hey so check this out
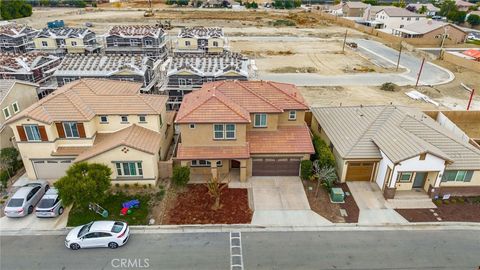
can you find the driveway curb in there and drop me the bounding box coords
[1,222,479,236]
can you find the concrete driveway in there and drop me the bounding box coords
[347,182,408,225]
[250,177,331,226]
[0,206,70,234]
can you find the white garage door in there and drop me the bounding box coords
[32,159,73,180]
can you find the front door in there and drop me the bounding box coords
[231,160,240,169]
[412,172,427,188]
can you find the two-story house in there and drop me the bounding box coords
[375,7,426,30]
[0,53,62,98]
[5,79,173,185]
[34,27,101,55]
[0,24,38,53]
[165,52,250,110]
[310,105,480,199]
[175,27,226,54]
[104,25,167,59]
[175,80,314,182]
[1,80,39,148]
[53,54,165,93]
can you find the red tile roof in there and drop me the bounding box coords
[176,144,250,160]
[175,80,308,123]
[247,125,314,155]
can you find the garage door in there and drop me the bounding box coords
[32,159,73,180]
[345,162,375,181]
[252,158,300,176]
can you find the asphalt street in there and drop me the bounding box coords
[1,230,479,270]
[258,39,453,87]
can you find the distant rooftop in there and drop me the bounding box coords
[0,24,37,37]
[37,27,93,39]
[108,25,165,38]
[54,54,155,77]
[178,27,224,38]
[380,7,426,17]
[399,20,466,35]
[168,52,249,77]
[0,53,60,72]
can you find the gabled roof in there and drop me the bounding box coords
[178,27,224,38]
[247,125,315,154]
[75,124,162,162]
[380,7,426,17]
[5,79,167,125]
[311,105,480,169]
[0,80,38,104]
[406,3,440,12]
[175,80,308,123]
[455,0,475,7]
[400,21,466,35]
[37,27,93,39]
[344,1,367,9]
[0,53,60,73]
[0,24,37,37]
[107,25,165,38]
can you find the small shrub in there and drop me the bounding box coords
[300,160,313,180]
[456,197,465,204]
[380,82,397,92]
[134,183,139,188]
[443,200,450,205]
[115,183,120,188]
[124,183,130,188]
[148,183,152,188]
[143,184,148,189]
[312,135,335,168]
[433,199,442,206]
[273,19,296,27]
[0,170,9,189]
[450,198,457,204]
[472,196,480,204]
[172,166,190,187]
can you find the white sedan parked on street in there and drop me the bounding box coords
[4,181,49,217]
[65,221,130,250]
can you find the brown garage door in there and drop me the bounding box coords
[252,158,300,176]
[345,162,374,181]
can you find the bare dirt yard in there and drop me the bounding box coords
[396,197,480,222]
[161,185,252,225]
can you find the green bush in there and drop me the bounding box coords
[300,160,313,180]
[0,170,9,189]
[380,82,396,92]
[272,19,296,27]
[312,135,335,168]
[172,166,190,187]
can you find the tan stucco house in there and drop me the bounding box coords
[311,105,480,199]
[33,27,100,55]
[5,79,173,185]
[175,27,226,54]
[175,80,314,182]
[1,80,39,149]
[391,20,467,45]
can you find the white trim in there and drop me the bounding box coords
[12,101,20,114]
[2,107,11,119]
[253,113,267,127]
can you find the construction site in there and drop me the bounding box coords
[10,5,480,110]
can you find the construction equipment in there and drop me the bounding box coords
[144,0,154,17]
[156,20,172,30]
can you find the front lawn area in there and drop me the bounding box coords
[395,196,480,222]
[67,192,152,226]
[162,184,252,224]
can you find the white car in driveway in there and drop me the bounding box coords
[65,221,130,250]
[4,181,49,217]
[35,187,64,218]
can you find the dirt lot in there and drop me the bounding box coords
[161,184,252,224]
[396,197,480,222]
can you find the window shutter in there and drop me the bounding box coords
[38,126,48,141]
[465,171,473,182]
[77,123,86,138]
[16,126,27,141]
[56,122,65,138]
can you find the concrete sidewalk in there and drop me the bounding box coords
[249,177,331,226]
[347,182,408,225]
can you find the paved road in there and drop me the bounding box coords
[258,39,454,87]
[2,230,479,270]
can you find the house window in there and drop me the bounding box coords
[397,172,413,183]
[442,170,473,182]
[115,162,143,176]
[191,160,223,167]
[144,40,153,46]
[416,17,420,20]
[407,17,411,21]
[159,114,163,127]
[63,122,79,138]
[400,25,404,28]
[139,115,146,123]
[213,41,219,47]
[100,115,108,123]
[189,124,196,129]
[254,114,267,127]
[2,107,10,119]
[24,125,41,141]
[288,110,296,120]
[41,41,48,47]
[130,39,140,46]
[12,102,19,113]
[113,39,119,46]
[120,115,128,123]
[71,41,77,46]
[185,41,191,46]
[213,124,236,140]
[179,79,186,86]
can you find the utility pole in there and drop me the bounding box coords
[396,43,403,71]
[342,29,348,53]
[415,57,425,88]
[461,83,476,111]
